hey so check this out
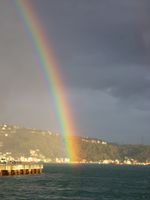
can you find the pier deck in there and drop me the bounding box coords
[0,163,43,176]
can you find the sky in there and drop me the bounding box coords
[0,0,150,144]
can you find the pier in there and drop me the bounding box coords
[0,163,43,176]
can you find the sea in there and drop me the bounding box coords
[0,164,150,200]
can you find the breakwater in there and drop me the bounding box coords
[0,163,43,176]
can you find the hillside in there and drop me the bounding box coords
[0,124,150,163]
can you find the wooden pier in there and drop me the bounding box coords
[0,163,43,176]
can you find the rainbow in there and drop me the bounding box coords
[15,0,78,161]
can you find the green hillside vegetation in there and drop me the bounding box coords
[0,125,65,159]
[0,124,150,162]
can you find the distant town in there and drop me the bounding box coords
[1,151,150,166]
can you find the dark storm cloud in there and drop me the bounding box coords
[32,0,150,108]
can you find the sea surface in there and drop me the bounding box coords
[0,164,150,200]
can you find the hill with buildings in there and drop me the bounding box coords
[0,124,150,164]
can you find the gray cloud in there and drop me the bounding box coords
[0,0,150,143]
[32,0,150,108]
